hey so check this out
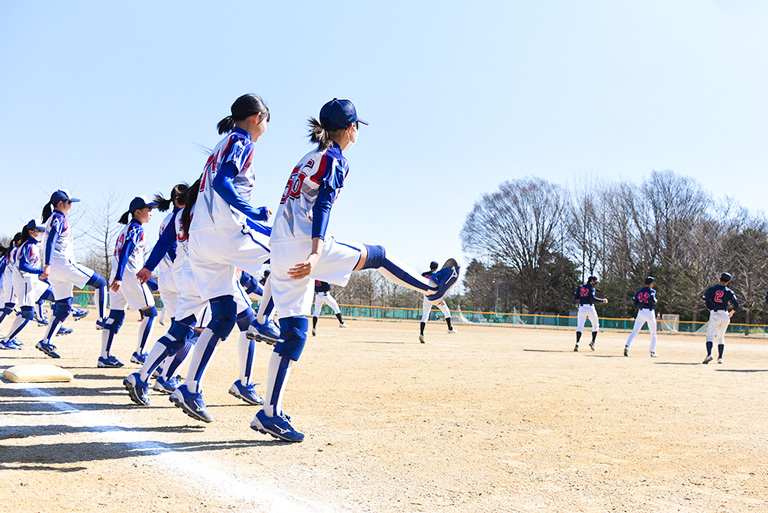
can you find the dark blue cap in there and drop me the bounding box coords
[319,98,368,131]
[720,272,732,282]
[645,276,655,284]
[129,195,158,212]
[25,218,46,231]
[50,189,80,205]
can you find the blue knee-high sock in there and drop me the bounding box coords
[265,351,293,417]
[163,337,193,379]
[86,273,107,319]
[0,303,15,327]
[136,313,156,354]
[5,314,30,341]
[184,328,220,394]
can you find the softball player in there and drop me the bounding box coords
[701,272,738,364]
[573,275,607,351]
[98,196,159,368]
[418,261,456,343]
[0,220,54,350]
[37,190,108,358]
[624,276,658,357]
[250,98,460,442]
[0,233,22,335]
[311,280,347,336]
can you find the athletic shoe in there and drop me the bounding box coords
[703,355,713,364]
[151,366,163,379]
[36,316,49,326]
[229,380,264,406]
[650,352,658,358]
[312,328,316,336]
[425,259,460,304]
[419,334,425,344]
[130,351,148,365]
[246,319,282,345]
[97,355,125,368]
[624,347,629,357]
[6,337,23,346]
[250,410,304,443]
[339,323,348,328]
[36,341,60,358]
[573,344,579,352]
[717,357,723,364]
[72,308,89,321]
[153,376,180,395]
[123,373,150,406]
[448,328,457,334]
[1,339,22,350]
[56,326,73,336]
[169,385,213,423]
[589,342,595,351]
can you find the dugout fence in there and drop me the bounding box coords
[70,289,768,338]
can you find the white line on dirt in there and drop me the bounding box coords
[14,385,339,513]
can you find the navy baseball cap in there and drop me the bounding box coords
[319,98,368,130]
[645,276,655,284]
[25,218,46,231]
[50,189,80,204]
[720,272,732,282]
[129,195,158,212]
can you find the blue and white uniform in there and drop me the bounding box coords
[151,208,180,319]
[0,247,18,309]
[110,219,154,311]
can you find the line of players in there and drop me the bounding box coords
[573,272,741,364]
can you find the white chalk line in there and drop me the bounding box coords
[8,384,340,513]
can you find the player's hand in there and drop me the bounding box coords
[136,268,152,284]
[110,279,121,292]
[288,253,321,279]
[603,299,609,304]
[40,265,50,280]
[728,310,735,318]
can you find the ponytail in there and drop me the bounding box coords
[217,116,235,135]
[118,211,131,224]
[181,176,201,237]
[308,117,336,151]
[41,203,54,222]
[20,225,33,244]
[154,182,190,211]
[153,193,173,212]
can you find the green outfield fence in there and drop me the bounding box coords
[71,290,768,338]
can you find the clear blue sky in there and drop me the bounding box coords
[1,1,766,273]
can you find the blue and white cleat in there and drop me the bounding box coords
[425,258,460,304]
[130,351,148,365]
[169,385,213,423]
[123,373,150,406]
[153,376,180,394]
[56,326,73,336]
[250,410,304,442]
[228,380,264,406]
[97,355,125,368]
[72,308,89,321]
[36,316,49,326]
[246,319,282,345]
[36,341,60,358]
[1,339,22,350]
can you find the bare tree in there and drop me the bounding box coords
[80,188,125,279]
[727,210,768,332]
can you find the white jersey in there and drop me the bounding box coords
[110,220,148,281]
[157,210,176,272]
[190,128,256,232]
[271,142,348,245]
[43,210,76,265]
[17,239,43,278]
[174,205,191,261]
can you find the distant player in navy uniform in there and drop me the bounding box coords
[573,275,608,351]
[419,261,456,343]
[624,276,658,357]
[701,272,738,364]
[311,280,347,336]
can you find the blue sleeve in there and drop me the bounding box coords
[730,291,738,310]
[114,230,138,281]
[19,247,43,275]
[146,277,159,292]
[44,216,62,266]
[311,185,337,240]
[212,162,270,222]
[144,213,178,271]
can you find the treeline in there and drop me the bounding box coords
[460,170,768,324]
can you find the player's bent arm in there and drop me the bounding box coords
[110,279,121,292]
[136,268,152,284]
[288,237,324,279]
[40,264,50,280]
[212,161,267,222]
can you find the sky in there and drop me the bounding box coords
[1,1,766,276]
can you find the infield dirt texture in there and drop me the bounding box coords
[2,314,767,512]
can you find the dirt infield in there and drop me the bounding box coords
[2,314,767,512]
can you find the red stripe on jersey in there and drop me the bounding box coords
[309,153,329,184]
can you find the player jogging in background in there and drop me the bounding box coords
[0,220,54,350]
[573,275,607,352]
[624,276,658,357]
[701,272,738,364]
[419,261,456,343]
[37,190,107,359]
[99,196,159,368]
[0,233,22,337]
[250,98,460,442]
[311,280,347,336]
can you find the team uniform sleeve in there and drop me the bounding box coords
[143,212,178,272]
[44,216,63,266]
[114,227,139,281]
[729,289,739,310]
[212,140,269,223]
[310,154,346,241]
[18,245,43,275]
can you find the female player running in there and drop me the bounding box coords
[98,196,158,368]
[250,98,460,442]
[37,190,108,358]
[0,233,22,337]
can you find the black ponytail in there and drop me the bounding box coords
[217,94,270,135]
[118,211,131,224]
[181,177,201,237]
[154,193,173,212]
[307,117,337,151]
[42,202,54,222]
[154,182,189,211]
